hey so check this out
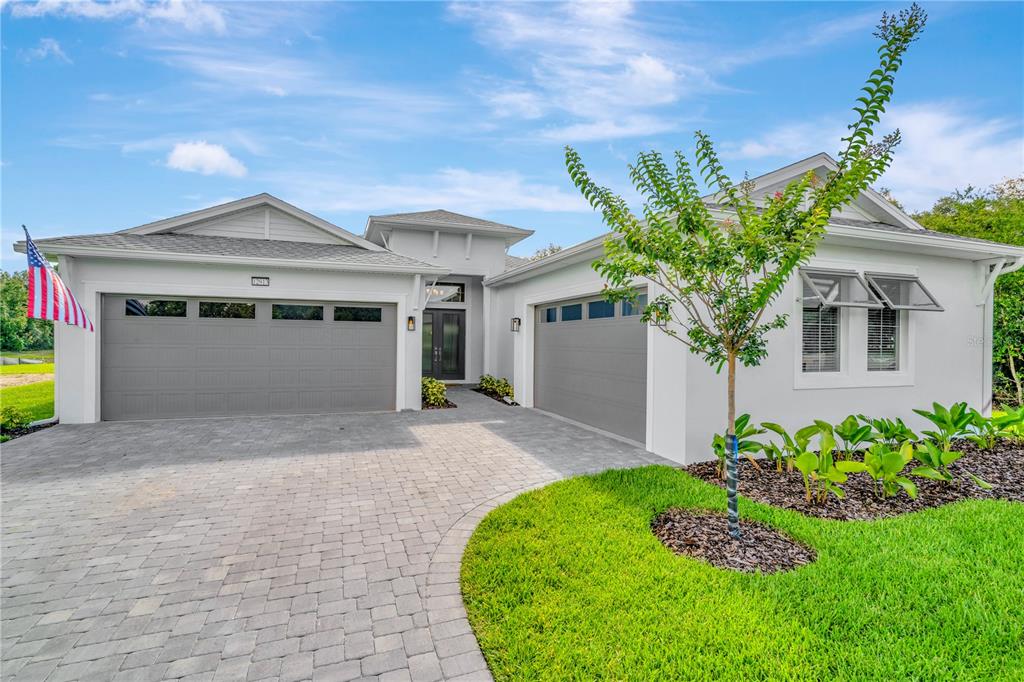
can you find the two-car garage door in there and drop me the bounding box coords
[533,293,647,443]
[101,295,396,420]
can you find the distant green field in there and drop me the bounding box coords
[0,380,55,422]
[0,363,55,375]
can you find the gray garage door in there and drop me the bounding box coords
[533,292,647,442]
[101,296,396,420]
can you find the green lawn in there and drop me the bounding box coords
[0,380,55,422]
[461,466,1024,681]
[0,362,55,375]
[0,349,54,361]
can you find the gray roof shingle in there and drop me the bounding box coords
[505,254,529,270]
[29,233,443,271]
[370,209,531,233]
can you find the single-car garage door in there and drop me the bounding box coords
[101,296,396,420]
[533,292,647,442]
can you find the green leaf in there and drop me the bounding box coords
[968,473,993,490]
[911,466,947,481]
[835,461,867,473]
[896,477,918,500]
[794,451,819,475]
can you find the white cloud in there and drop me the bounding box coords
[450,1,711,140]
[538,115,679,143]
[166,141,247,177]
[9,0,226,34]
[719,102,1024,212]
[19,37,71,63]
[268,167,589,215]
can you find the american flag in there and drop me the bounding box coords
[23,226,93,332]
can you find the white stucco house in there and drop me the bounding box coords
[19,154,1024,464]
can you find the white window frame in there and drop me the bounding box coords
[794,259,916,390]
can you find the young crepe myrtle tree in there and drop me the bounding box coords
[566,4,926,537]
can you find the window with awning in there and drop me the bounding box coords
[799,269,883,308]
[864,272,944,311]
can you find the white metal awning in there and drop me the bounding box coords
[799,268,883,308]
[865,272,944,311]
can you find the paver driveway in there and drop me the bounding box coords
[2,388,666,682]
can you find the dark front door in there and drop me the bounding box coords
[422,309,465,380]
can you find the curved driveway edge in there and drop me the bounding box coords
[2,388,668,682]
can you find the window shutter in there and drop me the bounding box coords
[867,308,900,371]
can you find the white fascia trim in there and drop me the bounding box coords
[484,232,610,286]
[15,244,450,276]
[365,217,534,245]
[825,224,1024,260]
[120,193,386,252]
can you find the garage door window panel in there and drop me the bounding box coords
[334,306,383,322]
[125,298,187,318]
[272,304,324,321]
[561,303,583,321]
[587,300,615,319]
[622,294,648,317]
[199,301,256,319]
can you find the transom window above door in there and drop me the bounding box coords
[425,282,465,303]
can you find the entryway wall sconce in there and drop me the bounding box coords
[510,317,521,332]
[407,316,416,331]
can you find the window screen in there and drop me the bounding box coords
[587,300,615,319]
[125,299,186,317]
[272,304,323,321]
[867,308,900,371]
[622,294,648,317]
[560,303,582,321]
[333,306,382,322]
[802,304,840,372]
[199,301,256,319]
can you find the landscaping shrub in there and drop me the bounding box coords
[478,374,514,400]
[421,377,449,408]
[1,405,30,432]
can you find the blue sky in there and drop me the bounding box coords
[2,1,1022,270]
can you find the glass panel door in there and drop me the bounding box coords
[421,312,434,376]
[442,312,461,374]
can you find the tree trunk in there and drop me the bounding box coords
[725,351,740,538]
[1009,353,1023,408]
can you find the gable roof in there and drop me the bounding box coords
[365,209,534,245]
[18,232,446,275]
[120,193,386,251]
[706,152,923,231]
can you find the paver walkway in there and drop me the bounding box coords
[2,388,667,681]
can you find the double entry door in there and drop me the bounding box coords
[422,309,465,380]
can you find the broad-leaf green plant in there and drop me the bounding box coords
[711,414,764,479]
[850,442,917,499]
[834,414,876,459]
[913,401,972,452]
[966,408,1023,450]
[858,415,918,448]
[761,422,819,473]
[565,4,926,536]
[792,423,864,504]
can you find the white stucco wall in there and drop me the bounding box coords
[54,256,424,423]
[385,229,507,277]
[487,240,994,466]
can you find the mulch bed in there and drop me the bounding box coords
[472,388,519,406]
[1,420,57,442]
[685,439,1024,521]
[652,508,816,573]
[422,399,457,410]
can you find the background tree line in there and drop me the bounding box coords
[1,271,54,352]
